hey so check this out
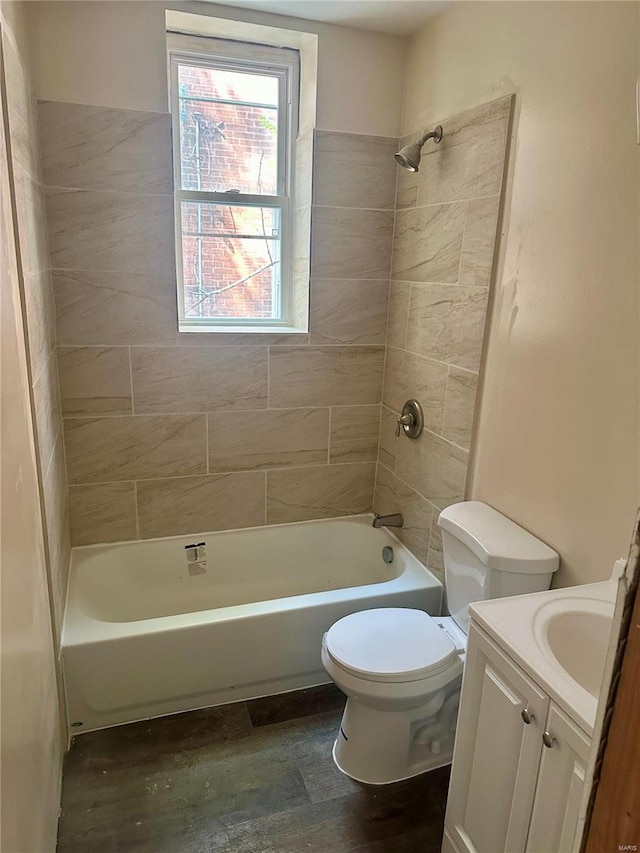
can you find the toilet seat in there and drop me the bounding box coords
[324,608,458,683]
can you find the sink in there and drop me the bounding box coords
[534,596,614,699]
[471,580,618,734]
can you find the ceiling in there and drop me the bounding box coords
[207,0,449,36]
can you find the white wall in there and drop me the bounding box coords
[403,1,640,586]
[27,0,404,136]
[1,3,64,848]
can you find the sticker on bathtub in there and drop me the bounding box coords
[185,542,207,575]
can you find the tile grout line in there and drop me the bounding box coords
[67,460,379,489]
[440,368,451,438]
[205,414,209,475]
[377,452,467,508]
[128,346,135,415]
[266,346,271,409]
[386,341,483,376]
[312,190,501,212]
[263,470,268,526]
[55,341,391,349]
[133,480,140,540]
[60,402,392,421]
[456,200,470,285]
[373,144,399,510]
[403,284,412,350]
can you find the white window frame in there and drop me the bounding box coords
[168,35,300,333]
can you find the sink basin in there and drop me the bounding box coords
[534,597,614,699]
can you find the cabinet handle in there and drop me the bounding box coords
[521,707,535,724]
[542,731,556,748]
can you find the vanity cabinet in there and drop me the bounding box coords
[525,703,591,853]
[443,624,592,853]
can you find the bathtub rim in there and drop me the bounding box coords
[63,514,442,647]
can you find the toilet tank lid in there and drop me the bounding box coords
[438,501,559,574]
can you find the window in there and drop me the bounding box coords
[168,37,301,332]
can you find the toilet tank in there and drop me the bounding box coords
[437,501,559,634]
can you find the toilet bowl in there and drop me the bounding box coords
[322,501,560,785]
[322,609,465,784]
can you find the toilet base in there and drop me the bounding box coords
[332,685,460,785]
[332,740,452,786]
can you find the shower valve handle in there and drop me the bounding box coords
[395,400,424,439]
[395,413,414,436]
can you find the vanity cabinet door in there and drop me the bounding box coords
[525,703,591,853]
[445,624,549,853]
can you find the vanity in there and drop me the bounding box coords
[442,580,616,853]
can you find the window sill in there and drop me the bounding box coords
[178,324,309,335]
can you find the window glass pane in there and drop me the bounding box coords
[181,201,282,320]
[178,64,279,195]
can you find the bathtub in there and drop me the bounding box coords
[62,514,442,733]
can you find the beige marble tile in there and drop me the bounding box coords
[406,283,489,371]
[442,367,479,451]
[378,406,399,470]
[418,95,512,206]
[373,465,433,565]
[386,281,410,349]
[3,36,39,178]
[267,462,375,524]
[178,332,308,347]
[46,188,174,274]
[309,279,389,345]
[208,408,329,471]
[311,207,394,279]
[329,405,380,464]
[58,346,132,416]
[427,509,445,580]
[382,346,448,433]
[131,346,268,414]
[137,472,265,539]
[396,428,468,506]
[14,164,50,277]
[64,414,206,484]
[313,131,397,210]
[53,269,178,346]
[269,346,384,408]
[392,202,465,283]
[24,270,56,375]
[459,195,501,288]
[38,101,172,194]
[42,432,70,625]
[68,482,137,546]
[33,349,62,474]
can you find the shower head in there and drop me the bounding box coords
[394,125,443,172]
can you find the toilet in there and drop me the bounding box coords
[321,501,559,785]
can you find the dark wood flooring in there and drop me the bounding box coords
[57,685,450,853]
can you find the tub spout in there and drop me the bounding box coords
[372,513,404,529]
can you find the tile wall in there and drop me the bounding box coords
[39,102,396,544]
[373,96,513,582]
[4,27,70,632]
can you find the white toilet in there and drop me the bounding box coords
[321,501,559,785]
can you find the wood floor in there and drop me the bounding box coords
[57,685,450,853]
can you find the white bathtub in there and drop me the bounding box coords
[62,515,442,733]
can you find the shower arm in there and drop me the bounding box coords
[417,126,443,147]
